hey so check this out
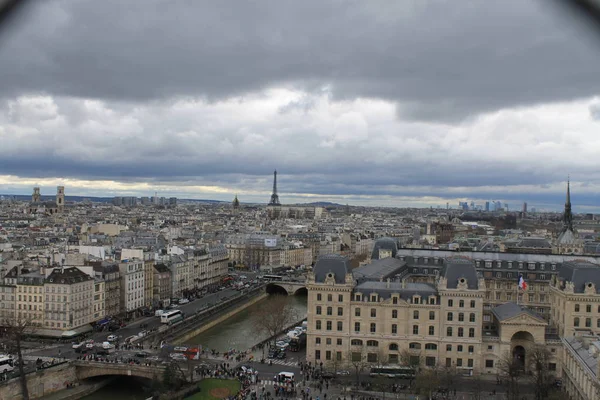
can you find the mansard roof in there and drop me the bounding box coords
[370,237,398,260]
[441,257,479,289]
[354,281,437,300]
[558,261,600,294]
[492,302,545,322]
[313,254,350,284]
[353,257,405,282]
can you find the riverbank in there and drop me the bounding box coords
[174,292,268,344]
[40,377,114,400]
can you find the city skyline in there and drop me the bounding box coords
[2,1,600,211]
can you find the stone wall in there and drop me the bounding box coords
[0,362,77,400]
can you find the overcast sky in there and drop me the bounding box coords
[1,0,600,211]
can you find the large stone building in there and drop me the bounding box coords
[119,258,145,315]
[44,267,94,333]
[305,252,564,377]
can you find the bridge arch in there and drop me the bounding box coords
[74,361,165,382]
[265,282,307,296]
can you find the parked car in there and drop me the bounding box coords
[135,351,151,358]
[107,334,118,342]
[179,298,190,305]
[169,353,187,361]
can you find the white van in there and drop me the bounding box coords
[274,372,295,382]
[155,309,165,317]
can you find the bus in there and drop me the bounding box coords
[263,274,284,281]
[0,355,15,373]
[160,310,184,325]
[369,366,415,379]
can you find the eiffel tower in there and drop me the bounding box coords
[268,170,281,206]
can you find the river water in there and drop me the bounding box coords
[80,294,307,399]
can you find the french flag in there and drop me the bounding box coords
[518,275,528,290]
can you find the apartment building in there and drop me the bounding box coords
[208,245,229,288]
[10,268,45,327]
[0,284,16,322]
[562,335,600,400]
[91,262,121,318]
[153,262,172,306]
[119,258,145,314]
[92,280,105,321]
[44,267,94,332]
[143,257,155,308]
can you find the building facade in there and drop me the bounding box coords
[119,258,145,314]
[44,267,94,332]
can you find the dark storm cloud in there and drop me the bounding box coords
[1,0,600,121]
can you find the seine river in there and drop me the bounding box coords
[80,294,307,399]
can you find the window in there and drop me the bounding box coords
[446,358,452,367]
[317,294,322,301]
[447,327,453,337]
[457,345,463,352]
[485,360,494,368]
[351,339,363,346]
[355,308,361,317]
[428,326,435,335]
[326,321,332,330]
[469,328,475,338]
[326,338,332,345]
[391,324,398,334]
[425,356,436,367]
[574,317,580,327]
[457,358,463,367]
[425,343,437,350]
[447,312,453,321]
[459,300,464,308]
[338,294,344,302]
[468,345,474,353]
[327,307,333,316]
[409,342,421,349]
[413,325,419,335]
[337,338,343,346]
[389,343,399,351]
[371,308,377,317]
[448,299,453,307]
[549,363,557,371]
[468,359,474,368]
[337,321,343,331]
[575,304,580,312]
[316,306,322,315]
[446,344,452,351]
[597,319,600,328]
[337,307,343,316]
[469,313,476,322]
[587,304,592,313]
[367,340,379,347]
[586,318,591,328]
[370,323,376,333]
[458,327,464,337]
[470,300,476,308]
[354,294,361,301]
[458,313,464,322]
[392,310,398,318]
[392,296,398,304]
[367,353,378,362]
[316,320,322,330]
[315,350,321,360]
[327,294,332,302]
[351,352,362,362]
[414,310,419,319]
[354,322,360,332]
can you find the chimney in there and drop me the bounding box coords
[386,278,391,289]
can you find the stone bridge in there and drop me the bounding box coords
[266,281,307,295]
[73,360,166,381]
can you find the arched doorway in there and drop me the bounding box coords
[510,331,535,372]
[512,345,526,370]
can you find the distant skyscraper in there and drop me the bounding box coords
[485,201,490,212]
[522,202,527,213]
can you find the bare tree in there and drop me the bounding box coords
[528,344,553,400]
[498,351,522,400]
[2,315,39,400]
[347,351,369,387]
[414,366,441,400]
[439,364,458,393]
[252,294,299,344]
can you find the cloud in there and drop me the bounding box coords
[2,1,600,121]
[2,1,600,210]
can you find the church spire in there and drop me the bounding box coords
[563,178,573,232]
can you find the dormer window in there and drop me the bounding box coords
[507,262,512,269]
[518,262,523,269]
[413,295,421,304]
[528,263,535,271]
[424,258,429,264]
[371,295,377,302]
[485,261,492,268]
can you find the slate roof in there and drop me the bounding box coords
[355,281,437,301]
[353,257,405,282]
[441,258,479,289]
[492,302,545,322]
[313,254,350,284]
[46,267,93,284]
[370,237,398,260]
[559,261,600,293]
[563,336,600,378]
[558,229,578,245]
[513,237,552,248]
